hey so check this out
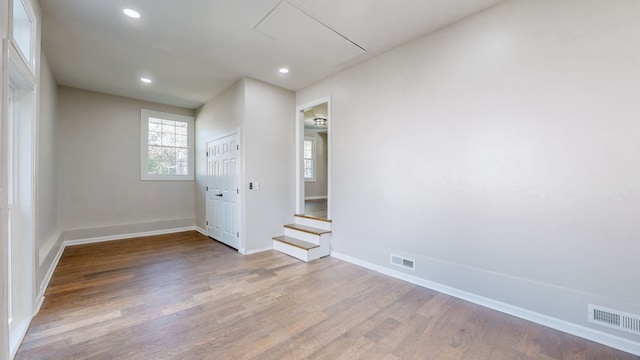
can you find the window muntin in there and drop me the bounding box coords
[141,110,194,180]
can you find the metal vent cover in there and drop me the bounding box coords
[588,304,640,336]
[390,254,415,271]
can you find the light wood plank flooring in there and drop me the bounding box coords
[17,231,636,359]
[304,199,328,220]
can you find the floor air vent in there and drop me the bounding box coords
[390,254,415,271]
[588,304,640,336]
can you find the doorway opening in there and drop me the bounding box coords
[296,97,331,220]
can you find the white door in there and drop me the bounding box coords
[206,134,240,249]
[6,81,35,357]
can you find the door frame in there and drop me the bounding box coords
[5,39,37,359]
[205,130,243,251]
[295,96,331,218]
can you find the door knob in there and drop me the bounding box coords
[216,194,223,197]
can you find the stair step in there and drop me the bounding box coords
[294,214,332,223]
[284,223,331,236]
[272,236,319,250]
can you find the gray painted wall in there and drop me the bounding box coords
[36,53,59,288]
[56,87,196,234]
[195,78,294,253]
[297,0,640,343]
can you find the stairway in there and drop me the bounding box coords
[272,215,331,262]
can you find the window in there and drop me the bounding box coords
[304,137,315,181]
[141,109,194,180]
[12,0,35,67]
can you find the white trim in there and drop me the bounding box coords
[64,226,197,247]
[140,109,195,181]
[296,96,331,218]
[38,230,62,266]
[330,251,640,357]
[8,318,29,360]
[240,246,273,255]
[36,238,64,307]
[195,226,208,236]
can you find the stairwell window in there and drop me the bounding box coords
[141,109,194,180]
[304,137,315,181]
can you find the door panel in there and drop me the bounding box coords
[206,134,240,249]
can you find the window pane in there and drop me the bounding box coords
[163,147,177,173]
[304,140,313,159]
[176,148,188,162]
[176,161,188,175]
[304,159,313,178]
[142,110,194,180]
[148,131,161,145]
[13,0,32,62]
[175,135,188,148]
[175,122,188,135]
[148,146,164,174]
[162,132,176,146]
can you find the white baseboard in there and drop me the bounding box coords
[9,317,31,360]
[195,226,208,236]
[38,230,62,266]
[36,240,65,311]
[64,226,197,246]
[243,246,273,255]
[330,251,640,357]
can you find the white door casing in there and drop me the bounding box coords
[206,133,240,249]
[6,59,36,359]
[296,96,331,218]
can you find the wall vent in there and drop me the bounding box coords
[390,254,415,271]
[588,304,640,336]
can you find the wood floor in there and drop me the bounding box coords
[304,199,328,219]
[17,231,636,359]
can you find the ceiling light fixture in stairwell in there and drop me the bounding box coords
[313,116,327,126]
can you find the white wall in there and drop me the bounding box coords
[195,78,294,253]
[243,78,295,251]
[304,129,328,198]
[56,87,196,238]
[297,0,640,347]
[195,79,244,231]
[36,53,59,288]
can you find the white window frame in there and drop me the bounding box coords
[304,136,316,182]
[11,0,37,71]
[140,109,195,181]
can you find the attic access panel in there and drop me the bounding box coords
[255,1,365,66]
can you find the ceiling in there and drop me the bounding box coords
[40,0,504,109]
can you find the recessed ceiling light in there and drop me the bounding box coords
[279,68,289,74]
[140,77,152,83]
[123,8,141,19]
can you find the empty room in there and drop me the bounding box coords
[1,0,639,359]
